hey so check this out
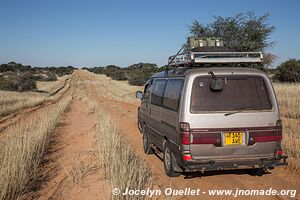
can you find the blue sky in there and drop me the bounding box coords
[0,0,299,68]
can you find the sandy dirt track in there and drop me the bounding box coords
[16,70,300,199]
[33,99,104,200]
[20,72,108,200]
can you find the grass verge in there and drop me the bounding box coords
[95,106,153,200]
[0,96,72,200]
[273,83,300,159]
[0,75,72,117]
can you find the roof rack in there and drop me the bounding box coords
[168,51,263,67]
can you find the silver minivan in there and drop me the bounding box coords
[136,66,287,177]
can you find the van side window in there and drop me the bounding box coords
[144,83,151,99]
[163,79,184,111]
[151,79,167,106]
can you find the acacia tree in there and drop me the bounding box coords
[275,59,300,82]
[189,11,276,67]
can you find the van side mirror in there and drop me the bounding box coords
[210,78,224,91]
[136,91,143,99]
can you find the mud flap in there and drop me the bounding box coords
[172,152,183,172]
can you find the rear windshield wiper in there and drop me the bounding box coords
[224,107,252,116]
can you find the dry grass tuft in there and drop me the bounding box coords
[274,83,300,159]
[0,91,46,116]
[0,96,72,200]
[274,83,300,119]
[64,153,99,185]
[95,107,153,200]
[281,117,300,159]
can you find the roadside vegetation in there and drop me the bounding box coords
[36,74,72,94]
[274,59,300,83]
[0,91,46,117]
[94,104,153,200]
[86,63,165,86]
[0,96,72,200]
[75,77,154,199]
[0,75,72,117]
[0,62,75,92]
[274,83,300,158]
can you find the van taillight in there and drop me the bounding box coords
[181,132,190,145]
[179,122,190,145]
[183,154,192,161]
[191,133,221,147]
[275,150,283,156]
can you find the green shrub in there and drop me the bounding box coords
[110,70,127,81]
[127,75,145,85]
[47,66,75,77]
[275,59,300,82]
[127,70,150,86]
[0,72,37,91]
[0,62,32,73]
[104,65,121,77]
[87,67,105,74]
[44,73,57,81]
[126,63,160,85]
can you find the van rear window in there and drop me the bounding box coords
[191,75,273,112]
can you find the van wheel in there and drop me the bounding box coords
[163,141,181,177]
[142,127,153,154]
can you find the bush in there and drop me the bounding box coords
[86,63,166,86]
[44,73,58,81]
[0,72,37,91]
[18,73,37,91]
[0,62,32,73]
[87,67,105,74]
[127,74,146,85]
[104,65,122,77]
[47,66,75,77]
[127,69,152,86]
[110,70,127,81]
[126,63,159,85]
[275,59,300,82]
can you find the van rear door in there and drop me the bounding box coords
[186,75,280,160]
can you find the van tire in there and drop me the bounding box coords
[163,141,181,177]
[142,127,154,154]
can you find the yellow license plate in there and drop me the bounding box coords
[224,132,243,146]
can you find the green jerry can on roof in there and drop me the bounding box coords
[186,37,224,50]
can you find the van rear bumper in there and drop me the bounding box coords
[182,156,288,172]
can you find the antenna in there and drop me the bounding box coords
[208,71,217,80]
[164,40,188,76]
